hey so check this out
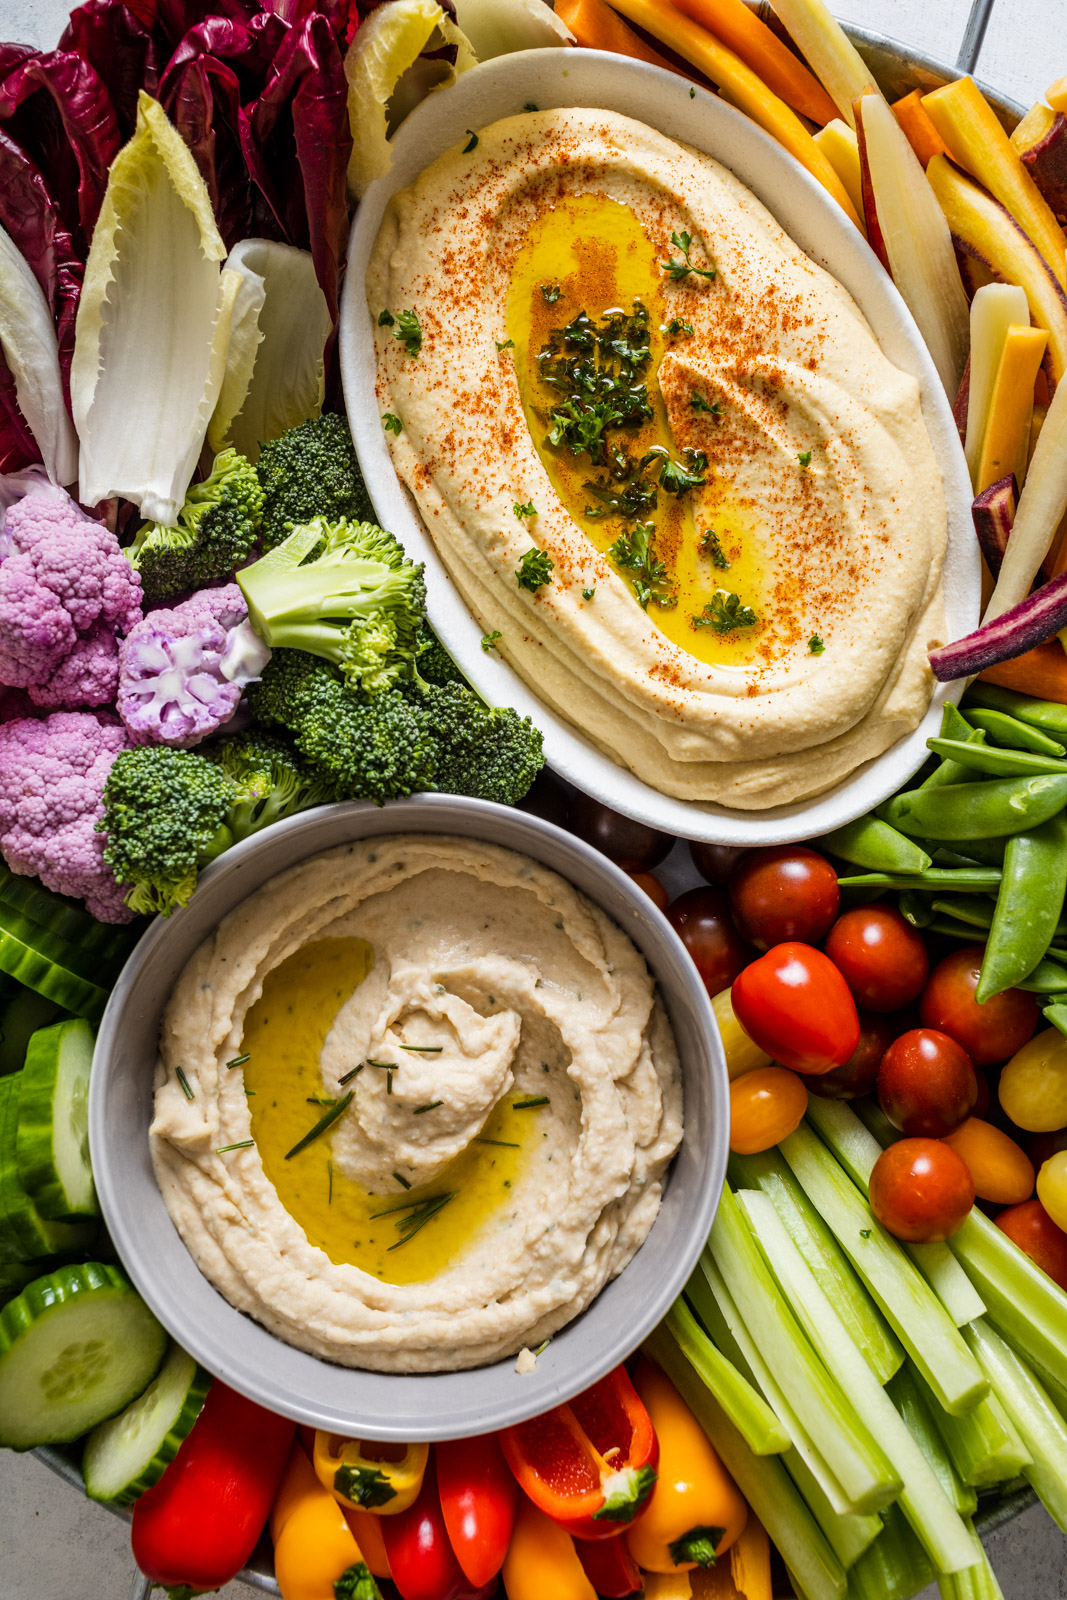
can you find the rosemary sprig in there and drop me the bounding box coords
[399,1045,443,1054]
[370,1191,458,1251]
[216,1140,254,1154]
[226,1053,250,1070]
[284,1090,354,1161]
[175,1066,194,1101]
[513,1096,550,1110]
[338,1064,364,1086]
[413,1101,443,1115]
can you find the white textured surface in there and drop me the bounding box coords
[2,0,1067,1595]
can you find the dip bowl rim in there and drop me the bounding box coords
[89,793,728,1439]
[339,47,980,846]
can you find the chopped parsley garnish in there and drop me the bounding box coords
[378,310,395,327]
[226,1052,250,1070]
[382,413,403,435]
[860,1228,872,1239]
[496,337,515,352]
[653,446,708,494]
[541,283,562,304]
[699,528,730,570]
[481,630,502,651]
[539,303,653,464]
[284,1090,354,1160]
[661,229,717,282]
[516,547,554,591]
[582,586,596,601]
[609,522,676,611]
[175,1066,194,1101]
[394,308,422,357]
[513,1095,550,1110]
[463,129,479,152]
[513,499,536,520]
[216,1140,254,1154]
[524,101,539,111]
[690,86,696,98]
[809,633,825,655]
[692,591,759,633]
[413,1100,443,1115]
[798,449,812,467]
[666,316,695,337]
[691,394,722,417]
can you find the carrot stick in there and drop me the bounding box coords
[979,639,1067,702]
[602,0,863,229]
[891,90,948,167]
[669,0,837,125]
[556,0,690,74]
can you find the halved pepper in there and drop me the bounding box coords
[314,1431,428,1513]
[500,1365,659,1540]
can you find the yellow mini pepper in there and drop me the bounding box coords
[502,1496,597,1600]
[314,1431,428,1514]
[271,1441,381,1600]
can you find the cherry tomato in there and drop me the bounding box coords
[877,1029,977,1138]
[667,888,753,999]
[517,770,570,831]
[731,942,860,1076]
[729,847,840,951]
[823,906,929,1012]
[807,1012,896,1101]
[569,793,672,872]
[943,1118,1035,1205]
[628,872,669,912]
[919,946,1039,1066]
[690,841,746,886]
[712,989,773,1082]
[995,1198,1067,1294]
[869,1138,975,1242]
[729,1067,808,1154]
[998,1027,1067,1133]
[1036,1150,1067,1233]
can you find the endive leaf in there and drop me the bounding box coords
[71,91,233,525]
[0,222,79,487]
[208,238,332,464]
[451,0,574,59]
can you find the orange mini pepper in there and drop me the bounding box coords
[344,1508,392,1580]
[314,1431,428,1514]
[271,1441,381,1600]
[502,1495,597,1600]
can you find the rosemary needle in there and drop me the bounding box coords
[175,1066,194,1101]
[392,1171,412,1190]
[513,1096,550,1110]
[284,1090,354,1160]
[399,1045,443,1053]
[338,1064,364,1086]
[226,1053,250,1070]
[476,1137,520,1148]
[413,1101,443,1115]
[216,1140,254,1154]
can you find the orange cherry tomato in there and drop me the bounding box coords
[995,1198,1067,1294]
[729,1067,808,1155]
[628,872,669,912]
[942,1118,1035,1205]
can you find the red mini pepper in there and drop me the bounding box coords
[499,1365,659,1540]
[575,1532,644,1597]
[381,1452,495,1600]
[131,1381,295,1594]
[437,1433,518,1588]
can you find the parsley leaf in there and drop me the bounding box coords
[649,446,708,494]
[609,523,676,610]
[582,586,596,601]
[516,548,554,591]
[691,394,723,417]
[394,308,422,357]
[377,309,395,327]
[524,101,539,111]
[798,449,812,467]
[809,633,825,654]
[495,337,515,352]
[541,283,562,304]
[661,229,717,283]
[463,129,479,153]
[692,591,758,633]
[666,316,695,337]
[513,500,536,520]
[481,631,502,651]
[381,413,402,435]
[699,528,730,570]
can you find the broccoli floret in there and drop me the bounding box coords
[414,682,544,806]
[250,651,435,805]
[206,729,334,840]
[414,624,467,687]
[238,518,426,695]
[256,414,374,552]
[100,747,235,917]
[128,449,264,602]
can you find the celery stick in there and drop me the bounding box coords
[785,1448,883,1570]
[886,1366,978,1517]
[741,1189,979,1575]
[948,1207,1067,1398]
[643,1318,847,1600]
[805,1099,986,1325]
[936,1521,1006,1600]
[846,1502,936,1600]
[963,1318,1067,1531]
[913,1366,1031,1488]
[730,1149,903,1384]
[779,1124,987,1415]
[709,1187,900,1515]
[659,1298,789,1455]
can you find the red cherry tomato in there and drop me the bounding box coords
[869,1138,975,1242]
[728,847,840,951]
[569,793,672,872]
[919,945,1039,1066]
[995,1198,1067,1293]
[667,887,753,999]
[877,1029,978,1137]
[807,1011,896,1101]
[629,872,669,912]
[731,942,860,1075]
[690,841,747,886]
[824,906,929,1012]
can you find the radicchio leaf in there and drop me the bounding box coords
[60,0,160,141]
[0,349,38,475]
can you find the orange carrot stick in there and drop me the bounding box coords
[891,90,948,167]
[669,0,837,125]
[979,639,1067,702]
[556,0,691,75]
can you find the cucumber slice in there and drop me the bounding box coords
[0,903,125,986]
[0,866,132,955]
[17,1020,98,1219]
[0,984,66,1077]
[0,1261,167,1448]
[0,1077,95,1264]
[0,925,109,1022]
[83,1341,211,1503]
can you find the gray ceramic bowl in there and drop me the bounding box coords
[90,795,728,1440]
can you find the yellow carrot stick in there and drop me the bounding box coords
[764,0,878,128]
[602,0,863,228]
[975,324,1049,493]
[669,0,837,125]
[813,119,864,220]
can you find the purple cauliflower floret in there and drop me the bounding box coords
[0,486,143,708]
[116,583,272,749]
[0,711,134,922]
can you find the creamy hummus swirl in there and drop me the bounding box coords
[150,836,682,1372]
[368,108,948,808]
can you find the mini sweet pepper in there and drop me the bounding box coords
[314,1431,429,1514]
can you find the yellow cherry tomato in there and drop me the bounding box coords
[999,1027,1067,1133]
[943,1117,1034,1205]
[713,989,772,1082]
[1037,1149,1067,1232]
[729,1067,808,1155]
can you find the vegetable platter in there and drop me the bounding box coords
[2,0,1067,1599]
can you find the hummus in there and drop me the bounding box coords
[150,835,682,1371]
[368,108,948,809]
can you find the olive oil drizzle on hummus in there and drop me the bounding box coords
[505,191,766,667]
[241,936,526,1286]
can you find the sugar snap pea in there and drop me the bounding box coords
[930,917,989,941]
[899,891,935,928]
[820,816,932,873]
[963,708,1066,758]
[964,683,1067,740]
[976,813,1067,1001]
[930,897,994,929]
[1044,1003,1067,1039]
[837,867,1002,891]
[884,775,1067,841]
[1018,958,1067,993]
[920,706,987,790]
[926,738,1067,779]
